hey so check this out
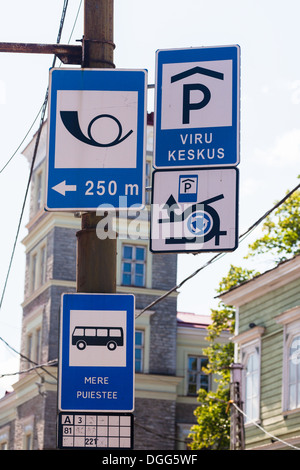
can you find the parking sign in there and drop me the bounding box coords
[154,45,240,168]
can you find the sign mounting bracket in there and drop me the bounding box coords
[0,41,83,64]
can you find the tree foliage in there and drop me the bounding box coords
[246,189,300,263]
[188,265,258,450]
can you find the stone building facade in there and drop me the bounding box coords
[0,114,228,450]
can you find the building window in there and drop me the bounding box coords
[275,306,300,413]
[187,356,209,395]
[21,417,34,450]
[26,333,33,363]
[24,432,33,450]
[135,330,144,372]
[0,426,9,450]
[26,326,42,365]
[30,252,38,292]
[121,245,146,287]
[36,327,42,364]
[29,243,47,294]
[233,326,264,424]
[245,349,260,422]
[288,335,300,410]
[40,245,47,285]
[34,166,45,213]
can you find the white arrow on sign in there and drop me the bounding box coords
[52,180,77,196]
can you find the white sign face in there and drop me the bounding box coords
[150,168,239,253]
[69,309,127,367]
[55,90,138,169]
[161,60,233,130]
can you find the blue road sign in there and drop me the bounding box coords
[58,293,135,413]
[46,68,147,211]
[154,46,240,169]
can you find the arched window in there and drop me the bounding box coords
[288,335,300,410]
[245,349,259,422]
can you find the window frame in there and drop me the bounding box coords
[28,241,47,294]
[276,306,300,414]
[287,333,300,410]
[233,325,264,425]
[121,244,146,287]
[33,164,45,214]
[186,355,210,396]
[22,307,44,369]
[135,329,144,373]
[243,345,260,423]
[0,425,10,450]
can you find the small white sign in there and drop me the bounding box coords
[150,168,239,253]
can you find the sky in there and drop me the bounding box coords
[0,0,299,396]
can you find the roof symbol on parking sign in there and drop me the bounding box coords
[171,66,224,83]
[171,66,225,125]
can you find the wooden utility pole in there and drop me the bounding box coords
[230,363,245,450]
[76,0,117,294]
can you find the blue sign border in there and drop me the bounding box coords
[46,68,147,211]
[154,45,240,169]
[58,293,135,413]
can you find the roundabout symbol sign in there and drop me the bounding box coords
[186,210,213,237]
[150,167,239,253]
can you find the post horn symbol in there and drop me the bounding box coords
[60,111,133,147]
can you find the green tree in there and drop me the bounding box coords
[188,266,259,450]
[247,188,300,263]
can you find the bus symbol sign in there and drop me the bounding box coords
[72,326,124,351]
[58,293,135,413]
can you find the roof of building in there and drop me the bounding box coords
[219,254,300,307]
[177,311,212,329]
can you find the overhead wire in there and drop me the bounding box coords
[231,402,300,450]
[0,359,57,380]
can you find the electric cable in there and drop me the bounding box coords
[0,334,57,381]
[231,401,300,450]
